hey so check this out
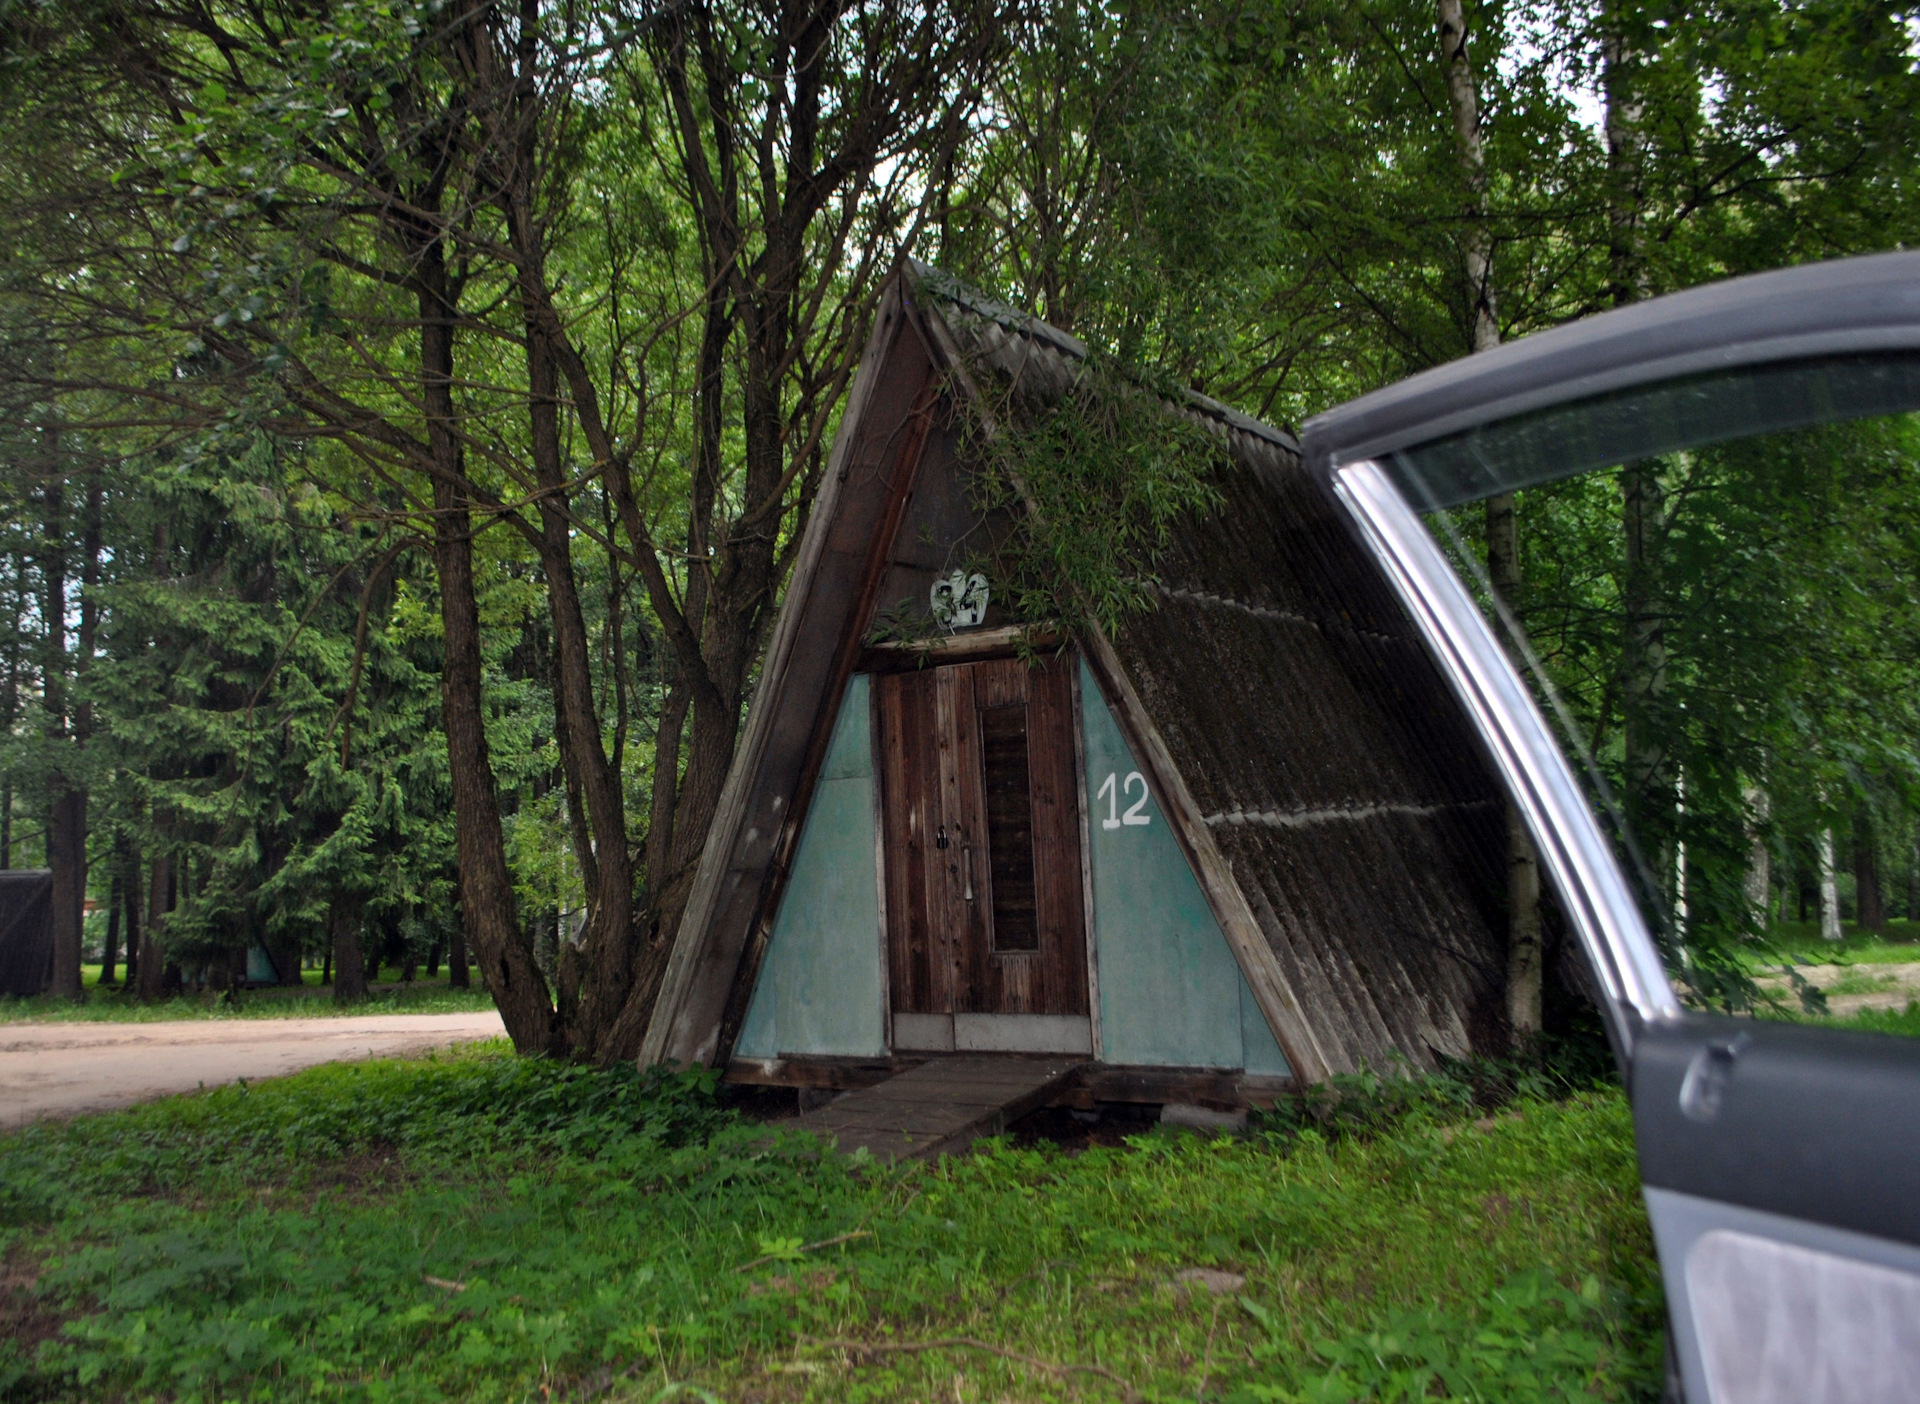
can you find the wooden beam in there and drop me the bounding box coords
[726,1053,1297,1110]
[708,370,939,1067]
[1069,1066,1296,1110]
[860,624,1060,671]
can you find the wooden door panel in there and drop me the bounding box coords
[936,664,991,1010]
[878,653,1088,1021]
[876,669,939,1013]
[1024,656,1090,1016]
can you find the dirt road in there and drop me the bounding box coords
[0,1012,506,1125]
[1752,962,1920,1018]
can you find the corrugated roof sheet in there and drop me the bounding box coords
[920,269,1512,1071]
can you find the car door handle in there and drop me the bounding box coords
[1679,1033,1751,1124]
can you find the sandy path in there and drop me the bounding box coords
[1752,962,1920,1017]
[0,1012,507,1125]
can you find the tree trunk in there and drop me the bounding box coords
[1603,4,1678,919]
[330,896,368,1003]
[1855,808,1886,931]
[121,845,141,986]
[1907,834,1918,922]
[510,256,636,1058]
[1817,829,1842,942]
[100,874,120,984]
[1437,0,1542,1039]
[1620,459,1670,877]
[0,565,14,873]
[1602,8,1650,310]
[418,244,554,1054]
[42,464,86,1001]
[268,933,304,986]
[137,850,169,1000]
[1743,786,1772,934]
[448,917,469,988]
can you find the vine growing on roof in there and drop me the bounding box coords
[928,277,1227,643]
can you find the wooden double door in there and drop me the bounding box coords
[874,653,1089,1047]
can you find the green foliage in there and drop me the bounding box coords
[1468,413,1920,1002]
[0,1048,1662,1402]
[1228,1270,1644,1403]
[1748,920,1920,969]
[945,310,1226,638]
[1255,1031,1620,1146]
[0,1043,727,1224]
[0,975,497,1024]
[5,0,1919,1020]
[1829,1002,1920,1038]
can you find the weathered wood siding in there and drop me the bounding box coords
[1080,660,1291,1074]
[734,675,886,1059]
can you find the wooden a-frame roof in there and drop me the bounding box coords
[639,264,1515,1082]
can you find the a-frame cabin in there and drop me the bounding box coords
[640,265,1515,1108]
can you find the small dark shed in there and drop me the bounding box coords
[0,869,56,998]
[640,266,1512,1097]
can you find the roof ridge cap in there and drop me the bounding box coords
[905,258,1300,455]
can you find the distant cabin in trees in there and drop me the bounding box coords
[641,265,1531,1103]
[0,869,55,998]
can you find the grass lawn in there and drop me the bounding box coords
[1758,999,1920,1037]
[0,968,498,1024]
[0,1044,1667,1403]
[1745,918,1920,969]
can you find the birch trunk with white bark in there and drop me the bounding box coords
[1438,0,1543,1038]
[1817,829,1843,942]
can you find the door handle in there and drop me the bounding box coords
[961,842,974,902]
[1679,1033,1751,1124]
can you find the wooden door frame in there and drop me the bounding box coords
[1069,657,1106,1063]
[873,643,1094,1050]
[869,676,895,1058]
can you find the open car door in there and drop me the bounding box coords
[1304,251,1920,1404]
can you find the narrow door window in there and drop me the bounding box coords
[978,702,1039,951]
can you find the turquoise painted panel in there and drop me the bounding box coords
[734,675,885,1059]
[1239,973,1292,1076]
[1081,660,1290,1077]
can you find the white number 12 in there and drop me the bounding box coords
[1098,771,1151,830]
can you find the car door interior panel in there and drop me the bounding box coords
[1647,1189,1920,1404]
[1632,1015,1920,1245]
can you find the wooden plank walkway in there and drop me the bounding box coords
[788,1055,1084,1161]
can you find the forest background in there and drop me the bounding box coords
[0,0,1915,1061]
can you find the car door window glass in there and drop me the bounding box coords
[1385,358,1920,1018]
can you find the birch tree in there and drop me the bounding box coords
[1435,0,1544,1038]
